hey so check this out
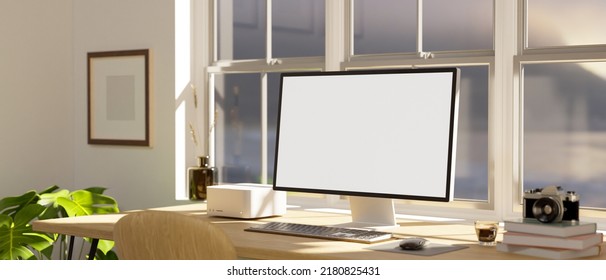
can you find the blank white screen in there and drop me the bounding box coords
[274,69,458,201]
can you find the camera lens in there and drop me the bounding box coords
[532,197,561,223]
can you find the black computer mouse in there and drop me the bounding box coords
[399,238,428,250]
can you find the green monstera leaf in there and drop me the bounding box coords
[0,191,38,218]
[0,186,120,260]
[56,189,119,217]
[37,189,70,220]
[0,186,59,219]
[38,189,70,208]
[0,204,54,260]
[54,188,120,257]
[38,187,118,219]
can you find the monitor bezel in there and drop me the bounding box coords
[272,67,460,203]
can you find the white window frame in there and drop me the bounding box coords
[340,0,506,220]
[513,0,606,223]
[187,0,606,225]
[206,0,325,187]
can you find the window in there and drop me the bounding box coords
[423,0,493,51]
[217,0,266,60]
[212,0,325,186]
[192,1,606,222]
[349,1,493,204]
[518,0,606,214]
[455,66,489,201]
[523,62,606,208]
[353,0,493,55]
[217,0,325,60]
[272,0,325,58]
[526,0,606,48]
[214,73,262,183]
[353,0,417,54]
[209,0,494,214]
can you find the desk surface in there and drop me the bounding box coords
[32,204,605,260]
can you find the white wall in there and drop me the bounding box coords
[72,0,182,210]
[1,0,186,211]
[0,0,75,196]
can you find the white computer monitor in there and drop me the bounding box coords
[274,68,460,228]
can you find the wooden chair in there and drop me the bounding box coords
[113,210,237,260]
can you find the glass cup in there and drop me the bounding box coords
[474,220,499,246]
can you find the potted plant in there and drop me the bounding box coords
[0,185,120,260]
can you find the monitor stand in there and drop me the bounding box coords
[337,196,399,230]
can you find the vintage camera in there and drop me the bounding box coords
[523,185,580,223]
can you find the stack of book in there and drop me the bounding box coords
[497,218,603,259]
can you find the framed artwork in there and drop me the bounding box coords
[87,49,150,146]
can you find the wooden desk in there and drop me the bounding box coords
[32,204,605,260]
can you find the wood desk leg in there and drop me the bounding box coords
[88,239,99,260]
[67,236,75,260]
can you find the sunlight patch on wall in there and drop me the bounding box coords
[174,0,191,199]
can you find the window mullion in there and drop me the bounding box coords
[344,0,353,63]
[417,0,423,54]
[260,73,268,184]
[266,0,272,63]
[326,0,346,71]
[518,0,527,53]
[260,0,271,184]
[495,0,518,220]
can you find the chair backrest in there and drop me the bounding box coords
[113,210,237,260]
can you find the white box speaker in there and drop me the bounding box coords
[207,184,287,219]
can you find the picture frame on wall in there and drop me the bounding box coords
[87,49,150,146]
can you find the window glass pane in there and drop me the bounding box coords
[214,73,262,183]
[527,0,606,48]
[424,0,493,51]
[272,0,325,58]
[353,0,417,55]
[217,0,266,60]
[454,66,489,200]
[524,62,606,208]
